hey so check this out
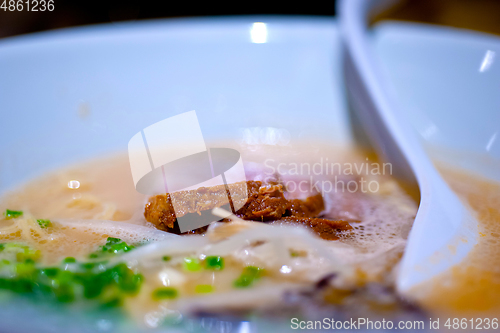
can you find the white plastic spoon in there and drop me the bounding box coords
[338,0,478,296]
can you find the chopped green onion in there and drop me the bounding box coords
[41,267,60,277]
[89,237,135,259]
[0,244,143,306]
[4,209,23,219]
[105,237,121,245]
[183,257,201,272]
[4,243,29,250]
[205,256,224,270]
[162,255,171,262]
[153,287,178,300]
[0,259,10,269]
[234,266,263,288]
[102,237,134,254]
[15,248,41,263]
[1,243,40,262]
[243,266,262,276]
[15,261,36,276]
[195,284,214,294]
[81,262,97,270]
[37,219,51,228]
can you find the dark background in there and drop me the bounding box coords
[0,0,337,38]
[0,0,500,39]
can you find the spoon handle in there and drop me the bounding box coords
[339,0,479,294]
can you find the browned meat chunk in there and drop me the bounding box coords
[144,180,351,240]
[144,193,177,230]
[145,183,237,230]
[234,182,289,221]
[272,217,352,241]
[145,181,285,229]
[286,193,325,218]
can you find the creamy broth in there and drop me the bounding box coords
[10,143,498,328]
[1,155,147,223]
[413,166,500,316]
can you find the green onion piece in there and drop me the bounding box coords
[4,243,29,250]
[55,284,75,303]
[153,287,178,300]
[234,266,263,288]
[205,256,224,270]
[37,219,51,228]
[243,266,262,276]
[103,237,134,253]
[195,284,214,294]
[81,262,96,270]
[4,209,23,219]
[16,248,41,263]
[0,243,144,306]
[0,244,4,251]
[183,257,201,272]
[162,255,171,262]
[57,270,74,284]
[41,267,59,277]
[89,237,135,259]
[15,261,36,276]
[105,237,122,245]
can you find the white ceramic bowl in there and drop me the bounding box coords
[0,16,350,195]
[0,16,348,333]
[0,15,499,332]
[374,21,500,181]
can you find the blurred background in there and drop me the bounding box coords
[0,0,499,39]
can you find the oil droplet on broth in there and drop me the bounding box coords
[67,180,81,189]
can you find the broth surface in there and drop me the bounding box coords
[415,166,500,316]
[5,143,497,326]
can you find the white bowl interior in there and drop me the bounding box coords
[374,21,500,181]
[0,17,350,193]
[0,16,499,333]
